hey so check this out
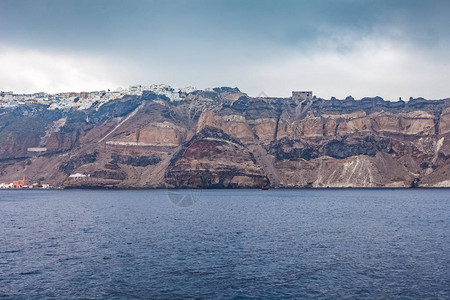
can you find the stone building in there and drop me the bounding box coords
[292,91,313,101]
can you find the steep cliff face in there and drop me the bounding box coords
[165,127,268,188]
[1,89,450,188]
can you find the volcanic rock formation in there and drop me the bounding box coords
[1,89,450,188]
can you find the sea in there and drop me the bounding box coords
[0,189,449,299]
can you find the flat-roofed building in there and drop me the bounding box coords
[27,147,47,152]
[292,91,313,101]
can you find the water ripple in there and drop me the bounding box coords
[0,189,449,299]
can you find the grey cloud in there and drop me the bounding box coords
[1,0,449,99]
[2,0,450,51]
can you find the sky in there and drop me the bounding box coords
[1,0,449,100]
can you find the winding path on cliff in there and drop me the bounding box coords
[296,99,314,120]
[98,103,145,143]
[147,145,182,187]
[248,142,283,187]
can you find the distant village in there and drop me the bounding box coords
[0,173,98,190]
[1,85,318,111]
[0,176,52,190]
[0,84,197,110]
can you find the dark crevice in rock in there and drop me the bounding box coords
[59,152,98,175]
[111,153,161,167]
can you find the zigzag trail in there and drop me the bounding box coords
[98,103,145,144]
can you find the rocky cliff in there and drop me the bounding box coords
[1,88,450,188]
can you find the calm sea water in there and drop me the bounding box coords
[0,189,449,299]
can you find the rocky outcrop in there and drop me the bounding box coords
[91,170,127,181]
[1,88,450,188]
[110,154,161,167]
[165,127,267,188]
[59,152,98,175]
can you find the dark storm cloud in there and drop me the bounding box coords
[1,0,449,98]
[2,0,450,51]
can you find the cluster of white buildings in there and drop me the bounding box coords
[0,182,51,189]
[0,84,197,110]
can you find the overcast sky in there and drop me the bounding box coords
[1,0,449,100]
